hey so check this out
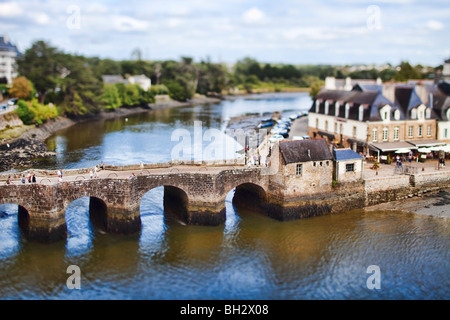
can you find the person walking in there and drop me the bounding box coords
[32,174,36,183]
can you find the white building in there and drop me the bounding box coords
[0,35,20,84]
[127,74,151,91]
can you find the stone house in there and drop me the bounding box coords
[333,148,364,183]
[270,139,333,198]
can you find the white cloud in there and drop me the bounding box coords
[242,8,266,25]
[426,20,444,31]
[0,2,23,17]
[33,12,51,25]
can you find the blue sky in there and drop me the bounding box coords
[1,0,449,66]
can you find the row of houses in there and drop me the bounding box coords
[308,73,450,159]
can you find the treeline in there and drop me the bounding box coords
[7,40,442,124]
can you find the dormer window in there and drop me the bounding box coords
[411,108,417,120]
[358,105,364,121]
[380,104,392,122]
[446,109,450,121]
[425,108,431,119]
[394,109,400,121]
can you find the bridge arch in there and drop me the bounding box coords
[64,196,108,236]
[0,203,30,239]
[227,182,267,215]
[139,185,189,224]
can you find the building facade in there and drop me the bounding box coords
[308,83,441,155]
[0,35,20,84]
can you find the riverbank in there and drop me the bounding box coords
[365,187,450,219]
[0,95,222,172]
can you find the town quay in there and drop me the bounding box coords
[1,142,450,243]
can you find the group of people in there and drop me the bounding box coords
[89,161,104,179]
[6,174,37,185]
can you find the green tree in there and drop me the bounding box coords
[16,100,35,125]
[17,40,63,103]
[309,80,324,99]
[101,84,122,110]
[394,62,421,82]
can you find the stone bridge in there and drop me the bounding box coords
[0,162,275,242]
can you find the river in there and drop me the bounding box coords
[0,92,449,300]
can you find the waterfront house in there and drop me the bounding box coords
[308,83,441,159]
[271,139,333,196]
[333,148,364,183]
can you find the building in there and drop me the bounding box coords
[325,76,382,91]
[127,74,151,91]
[308,83,440,158]
[442,59,450,83]
[102,74,151,91]
[270,139,334,197]
[431,82,450,142]
[333,148,364,183]
[0,35,20,84]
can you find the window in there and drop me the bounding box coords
[372,128,378,142]
[418,125,423,137]
[345,103,350,119]
[334,122,338,133]
[427,125,432,137]
[296,164,302,176]
[394,127,399,141]
[384,111,388,120]
[383,127,388,141]
[316,118,319,129]
[411,109,417,119]
[353,126,357,138]
[325,120,329,131]
[408,126,414,138]
[445,129,448,138]
[394,110,400,121]
[425,108,431,119]
[346,163,355,172]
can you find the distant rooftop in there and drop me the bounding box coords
[0,35,20,55]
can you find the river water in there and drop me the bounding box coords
[0,92,449,300]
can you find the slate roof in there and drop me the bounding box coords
[309,89,397,122]
[431,94,450,121]
[333,149,364,161]
[279,139,332,164]
[0,36,20,55]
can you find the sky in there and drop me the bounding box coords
[1,0,449,66]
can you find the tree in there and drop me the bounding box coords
[309,80,324,99]
[16,100,35,125]
[9,76,33,100]
[394,62,421,82]
[17,40,63,103]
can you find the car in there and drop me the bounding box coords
[302,135,310,140]
[289,114,301,121]
[1,105,7,110]
[292,136,304,140]
[268,134,285,143]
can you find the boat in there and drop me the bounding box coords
[258,121,274,128]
